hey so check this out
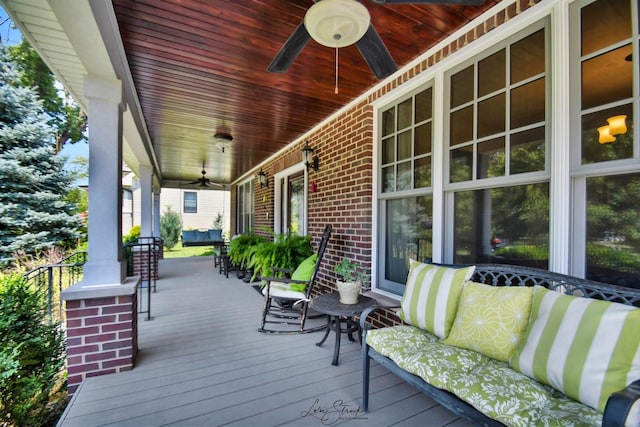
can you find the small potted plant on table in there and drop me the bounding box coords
[333,259,369,304]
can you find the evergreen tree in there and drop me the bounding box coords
[0,46,82,259]
[160,208,182,250]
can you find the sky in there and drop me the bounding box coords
[2,8,90,185]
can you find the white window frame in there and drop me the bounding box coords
[274,163,308,236]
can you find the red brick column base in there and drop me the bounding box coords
[61,277,139,398]
[132,247,159,280]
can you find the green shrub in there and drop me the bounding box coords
[160,208,182,250]
[587,242,640,273]
[0,274,66,426]
[494,244,548,261]
[122,225,141,244]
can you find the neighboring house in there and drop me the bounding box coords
[122,167,230,236]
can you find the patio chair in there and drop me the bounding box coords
[258,224,332,334]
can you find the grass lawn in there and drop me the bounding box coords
[163,245,214,259]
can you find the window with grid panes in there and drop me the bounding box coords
[447,23,551,268]
[378,86,434,294]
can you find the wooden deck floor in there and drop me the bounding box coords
[57,257,473,427]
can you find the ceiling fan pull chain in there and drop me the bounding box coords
[335,47,339,95]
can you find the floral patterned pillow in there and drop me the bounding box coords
[441,282,533,362]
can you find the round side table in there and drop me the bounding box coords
[309,292,376,365]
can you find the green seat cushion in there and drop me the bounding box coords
[366,325,439,355]
[442,282,533,362]
[398,261,475,339]
[289,253,317,292]
[448,360,602,426]
[368,325,603,427]
[510,285,640,412]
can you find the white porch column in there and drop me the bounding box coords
[139,165,153,237]
[153,188,161,238]
[81,76,127,286]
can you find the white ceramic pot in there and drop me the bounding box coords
[336,280,361,304]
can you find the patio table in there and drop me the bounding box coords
[310,292,376,365]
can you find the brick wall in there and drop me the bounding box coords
[64,293,138,397]
[131,248,159,280]
[235,0,537,327]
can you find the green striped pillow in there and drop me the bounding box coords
[398,261,475,339]
[510,285,640,413]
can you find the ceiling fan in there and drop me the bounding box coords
[267,0,485,79]
[185,164,223,188]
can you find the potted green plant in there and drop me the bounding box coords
[247,231,313,282]
[227,230,268,278]
[333,258,369,304]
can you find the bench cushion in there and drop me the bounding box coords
[442,282,533,362]
[510,285,640,412]
[182,230,197,241]
[208,229,223,241]
[398,261,475,339]
[367,325,603,427]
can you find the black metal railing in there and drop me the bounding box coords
[22,251,88,324]
[123,236,163,321]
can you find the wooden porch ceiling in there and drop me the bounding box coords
[111,0,499,188]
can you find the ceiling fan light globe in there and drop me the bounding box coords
[305,0,371,48]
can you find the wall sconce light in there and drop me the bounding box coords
[257,169,269,188]
[607,115,627,136]
[301,142,320,172]
[597,125,616,144]
[597,115,627,144]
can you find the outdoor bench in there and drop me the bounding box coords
[181,229,224,247]
[361,262,640,427]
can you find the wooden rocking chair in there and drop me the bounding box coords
[258,224,332,334]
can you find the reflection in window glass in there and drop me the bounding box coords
[381,166,394,193]
[397,161,412,191]
[454,183,549,268]
[237,181,253,233]
[581,104,633,164]
[581,45,633,110]
[415,123,432,156]
[451,65,474,108]
[450,106,474,145]
[378,86,434,294]
[415,88,433,123]
[477,138,505,179]
[586,173,640,288]
[448,26,546,184]
[450,146,473,183]
[398,131,412,161]
[478,49,505,96]
[382,109,395,136]
[398,98,413,130]
[511,78,545,129]
[511,30,545,83]
[581,0,631,56]
[478,93,506,138]
[415,156,431,188]
[511,127,546,174]
[288,174,304,235]
[382,137,395,164]
[383,196,433,290]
